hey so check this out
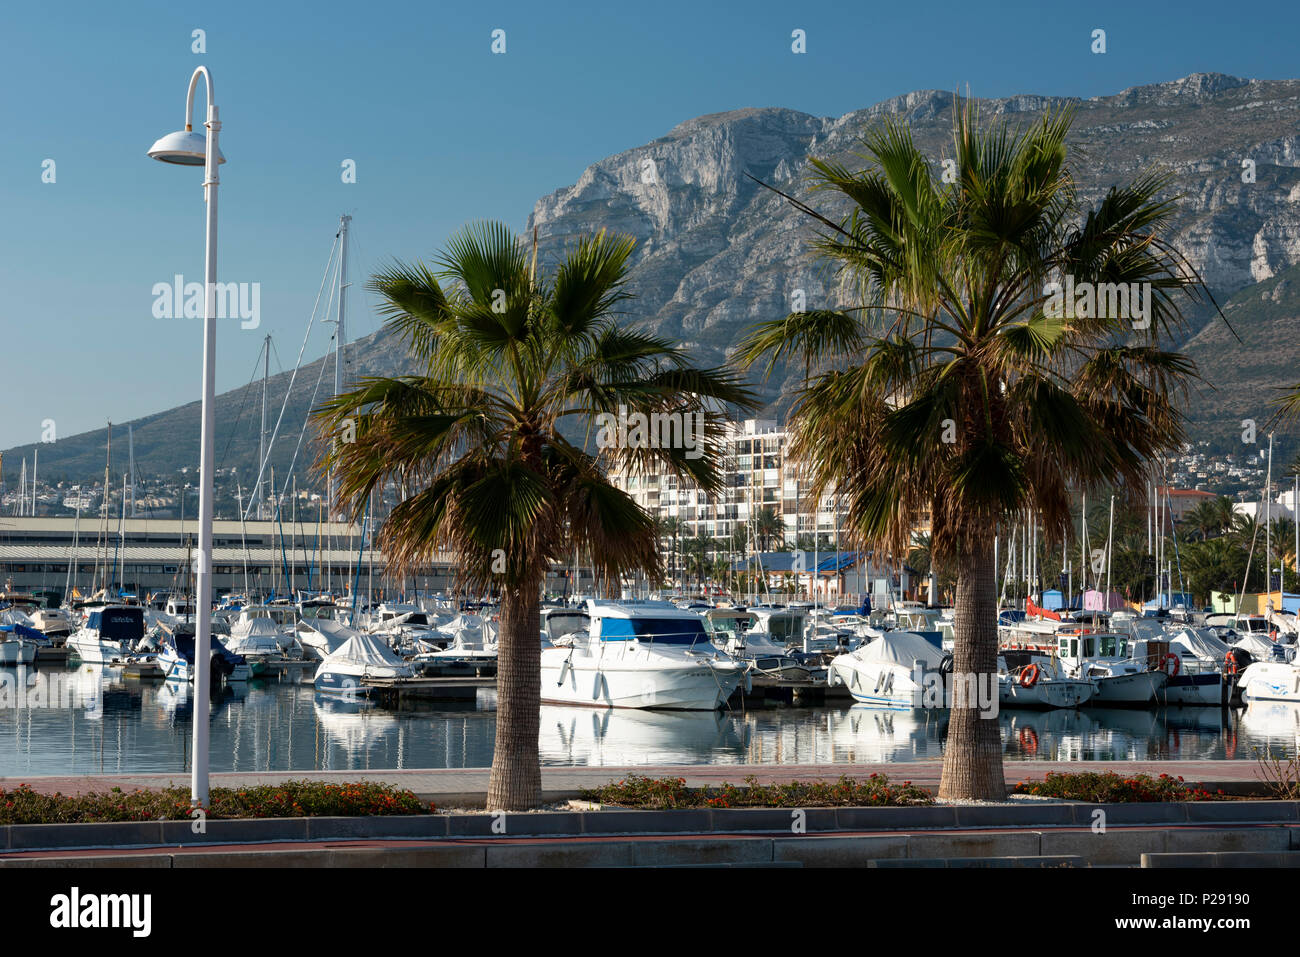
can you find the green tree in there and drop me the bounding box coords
[754,506,785,551]
[739,105,1210,799]
[315,222,753,809]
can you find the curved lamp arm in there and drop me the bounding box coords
[184,66,215,132]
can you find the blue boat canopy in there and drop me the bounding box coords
[599,616,707,645]
[87,607,145,643]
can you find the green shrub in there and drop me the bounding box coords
[581,773,932,809]
[1012,771,1223,802]
[0,780,431,824]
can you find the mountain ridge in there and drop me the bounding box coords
[7,71,1300,486]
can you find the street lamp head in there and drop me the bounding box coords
[148,128,225,166]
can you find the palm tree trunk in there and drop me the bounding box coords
[938,535,1006,801]
[487,574,542,810]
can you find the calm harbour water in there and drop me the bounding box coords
[1,663,1297,777]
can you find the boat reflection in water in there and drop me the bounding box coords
[1000,706,1232,761]
[1239,700,1300,754]
[7,664,1300,776]
[539,704,744,766]
[815,705,947,765]
[313,694,399,762]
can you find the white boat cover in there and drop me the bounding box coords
[1232,632,1280,659]
[0,608,36,628]
[302,617,364,654]
[234,617,283,638]
[858,631,946,668]
[321,633,411,673]
[1169,628,1230,661]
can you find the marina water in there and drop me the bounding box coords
[2,663,1295,777]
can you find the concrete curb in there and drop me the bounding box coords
[1141,850,1300,867]
[2,800,1298,852]
[4,826,1295,868]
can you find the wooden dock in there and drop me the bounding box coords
[743,675,852,703]
[361,675,496,704]
[34,646,70,664]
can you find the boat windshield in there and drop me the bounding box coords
[760,614,804,642]
[1092,634,1127,658]
[600,617,707,645]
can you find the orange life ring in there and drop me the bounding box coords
[1018,727,1039,752]
[1019,663,1041,689]
[1161,653,1180,677]
[1224,651,1238,676]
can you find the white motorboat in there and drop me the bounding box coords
[67,605,145,664]
[314,633,415,696]
[539,600,747,710]
[1053,631,1167,705]
[367,603,447,652]
[826,631,948,709]
[223,617,294,674]
[0,628,38,666]
[28,607,75,642]
[156,622,250,684]
[700,608,813,681]
[997,655,1094,709]
[1161,626,1232,706]
[1237,660,1300,704]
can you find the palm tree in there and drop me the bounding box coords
[681,535,716,589]
[315,222,754,809]
[1211,495,1237,536]
[738,104,1211,800]
[658,516,687,588]
[1185,500,1222,541]
[754,506,785,551]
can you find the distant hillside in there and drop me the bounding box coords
[1183,260,1300,451]
[0,327,413,489]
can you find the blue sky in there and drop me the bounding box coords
[1,0,1297,453]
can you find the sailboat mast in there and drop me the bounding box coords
[1263,431,1274,598]
[128,424,136,517]
[258,333,271,520]
[96,423,112,596]
[329,214,351,521]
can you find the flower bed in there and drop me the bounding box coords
[0,781,431,824]
[581,773,932,809]
[1012,771,1225,803]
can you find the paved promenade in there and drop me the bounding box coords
[0,759,1270,802]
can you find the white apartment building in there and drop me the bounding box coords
[608,418,858,549]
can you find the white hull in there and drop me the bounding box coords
[828,659,924,710]
[1090,671,1167,705]
[1162,674,1226,706]
[999,678,1094,709]
[1239,662,1300,703]
[0,640,37,666]
[540,656,741,710]
[67,635,124,664]
[158,650,193,683]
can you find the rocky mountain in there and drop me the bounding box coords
[7,72,1300,487]
[525,72,1300,420]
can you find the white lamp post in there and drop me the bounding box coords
[148,66,225,808]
